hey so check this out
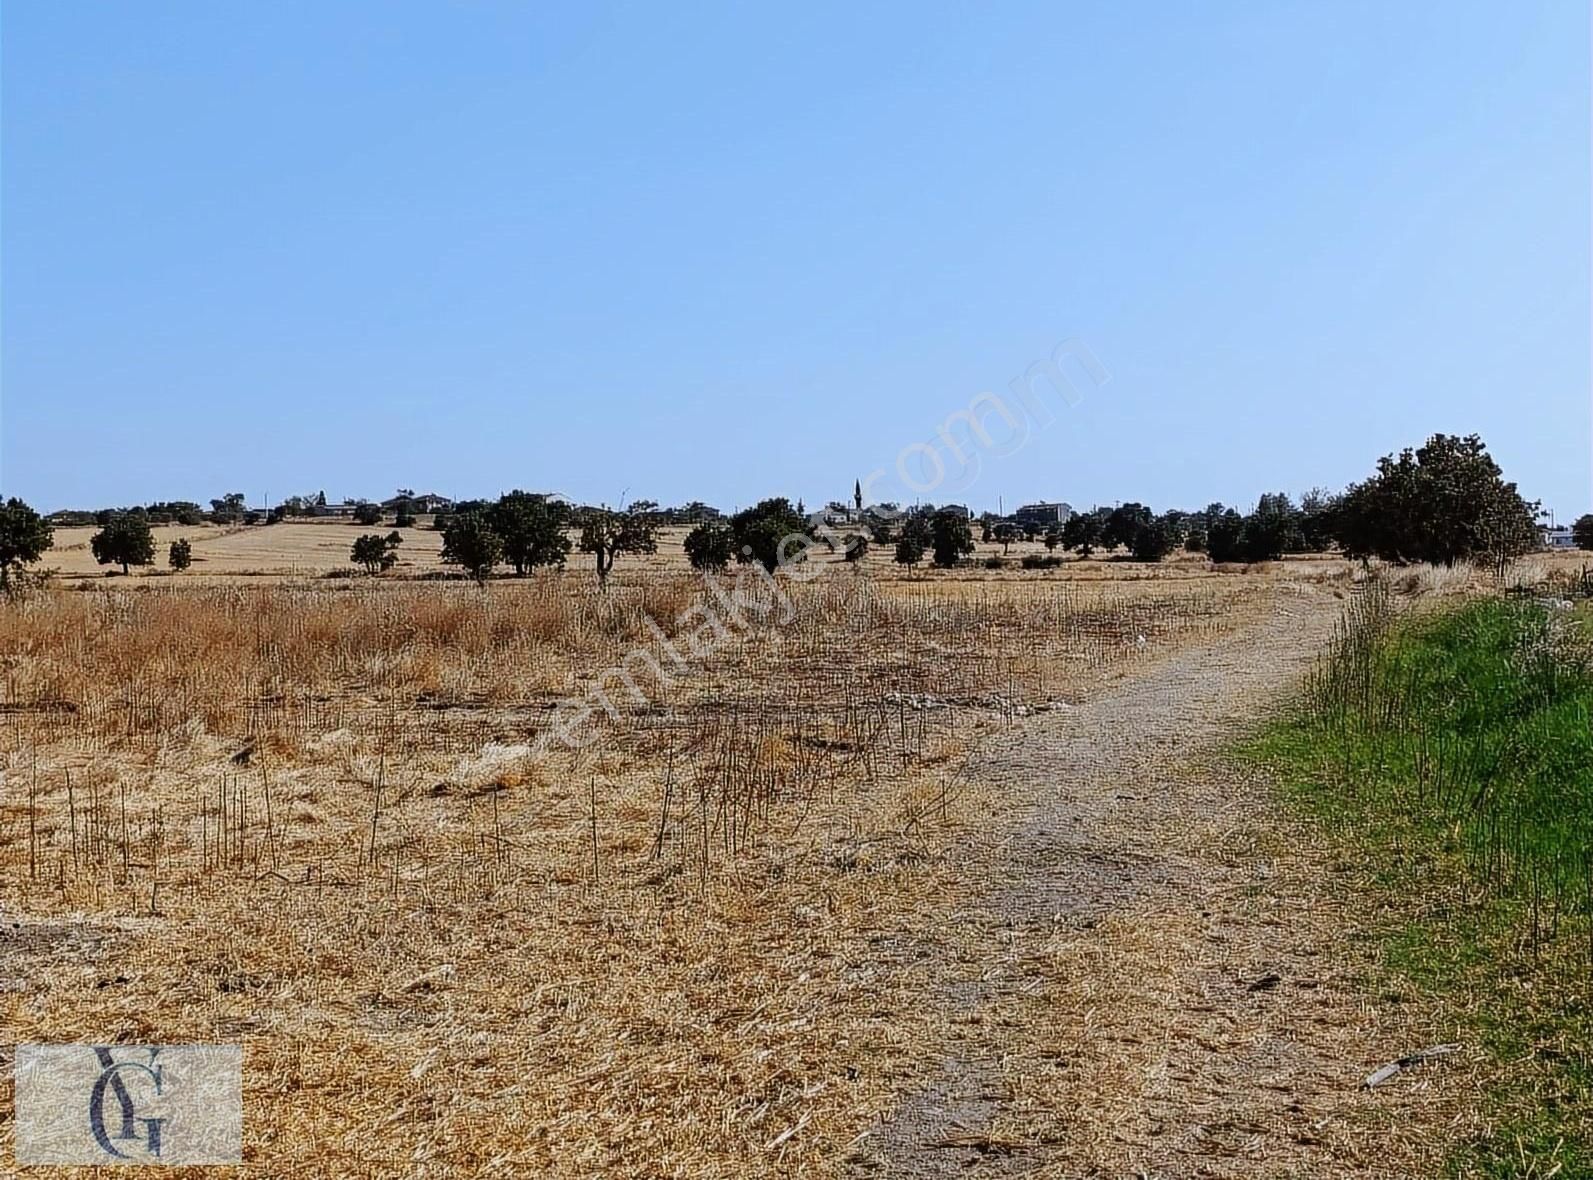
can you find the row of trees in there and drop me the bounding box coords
[0,433,1580,588]
[432,492,658,585]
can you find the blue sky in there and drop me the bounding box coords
[3,2,1588,518]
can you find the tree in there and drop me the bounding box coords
[1102,503,1153,552]
[993,523,1018,554]
[930,508,975,568]
[394,509,417,529]
[1242,493,1300,562]
[1129,518,1173,562]
[491,491,571,575]
[1043,527,1060,552]
[842,533,869,563]
[1206,509,1246,563]
[683,521,736,572]
[168,538,193,572]
[1574,514,1593,552]
[352,502,383,526]
[1332,434,1538,567]
[580,505,658,585]
[210,492,247,523]
[894,530,926,567]
[729,498,810,572]
[0,498,54,589]
[1061,512,1104,558]
[146,501,205,526]
[351,533,401,575]
[91,513,156,575]
[440,512,503,585]
[1298,488,1338,552]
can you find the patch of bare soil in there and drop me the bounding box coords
[854,584,1458,1178]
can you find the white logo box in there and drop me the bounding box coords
[14,1044,242,1166]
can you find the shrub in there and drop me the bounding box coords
[984,555,1005,569]
[1020,553,1061,570]
[684,521,736,572]
[351,533,400,575]
[352,502,383,526]
[730,498,809,573]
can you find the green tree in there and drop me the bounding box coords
[893,529,926,567]
[168,538,193,572]
[1061,512,1104,558]
[351,533,400,575]
[491,491,571,575]
[440,512,504,585]
[1129,517,1173,562]
[352,502,383,526]
[1043,526,1060,552]
[729,498,810,572]
[0,498,54,589]
[1333,434,1538,566]
[1573,514,1593,551]
[1298,488,1338,552]
[1242,493,1300,562]
[579,505,658,585]
[91,513,156,574]
[930,509,975,568]
[1206,509,1246,563]
[1102,503,1153,551]
[683,521,736,572]
[842,533,869,563]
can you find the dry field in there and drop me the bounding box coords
[41,517,1356,586]
[0,550,1473,1176]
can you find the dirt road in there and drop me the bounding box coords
[852,583,1449,1178]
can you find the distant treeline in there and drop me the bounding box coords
[3,433,1585,587]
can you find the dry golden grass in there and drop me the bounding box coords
[0,561,1294,1175]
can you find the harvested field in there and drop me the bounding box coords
[0,561,1468,1174]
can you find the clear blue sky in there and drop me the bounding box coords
[3,2,1588,518]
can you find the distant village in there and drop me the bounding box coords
[43,489,1578,552]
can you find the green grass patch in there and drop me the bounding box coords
[1242,585,1593,1176]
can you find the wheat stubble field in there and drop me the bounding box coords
[0,528,1448,1177]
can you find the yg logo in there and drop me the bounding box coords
[88,1047,167,1160]
[14,1044,241,1165]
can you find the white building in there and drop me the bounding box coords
[1542,526,1577,551]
